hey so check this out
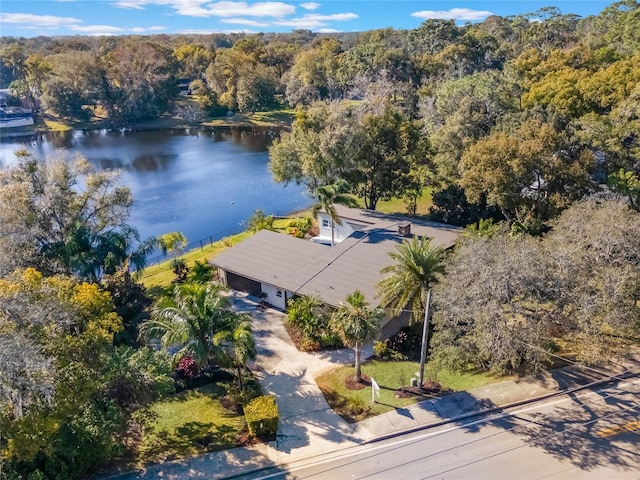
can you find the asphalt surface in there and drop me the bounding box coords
[247,378,640,479]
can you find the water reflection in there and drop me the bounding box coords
[0,126,309,243]
[130,153,176,172]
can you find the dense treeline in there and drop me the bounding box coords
[4,2,638,223]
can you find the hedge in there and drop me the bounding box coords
[244,395,279,438]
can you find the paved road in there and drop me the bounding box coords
[246,378,640,479]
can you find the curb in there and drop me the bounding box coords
[104,367,640,480]
[221,369,639,479]
[363,368,638,445]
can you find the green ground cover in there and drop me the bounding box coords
[139,231,252,294]
[355,189,433,216]
[138,218,293,293]
[315,360,507,423]
[135,383,246,464]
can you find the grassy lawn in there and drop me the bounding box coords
[202,109,294,127]
[135,383,246,465]
[355,189,433,217]
[138,217,294,294]
[315,360,508,423]
[138,231,253,294]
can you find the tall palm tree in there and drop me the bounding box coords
[227,320,255,391]
[311,179,358,246]
[330,290,383,383]
[376,236,446,324]
[139,283,252,370]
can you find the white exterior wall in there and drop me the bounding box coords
[317,212,355,244]
[0,116,34,128]
[260,283,289,310]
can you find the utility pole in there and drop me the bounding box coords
[418,289,432,387]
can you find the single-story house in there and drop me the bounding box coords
[212,206,461,316]
[0,106,34,128]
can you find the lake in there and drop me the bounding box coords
[0,127,311,252]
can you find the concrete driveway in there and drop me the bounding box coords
[229,292,372,463]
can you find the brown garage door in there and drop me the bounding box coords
[226,271,261,297]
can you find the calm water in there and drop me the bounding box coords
[0,127,310,247]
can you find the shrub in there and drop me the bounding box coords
[226,375,263,406]
[347,397,369,416]
[176,355,198,378]
[319,332,343,349]
[247,210,275,232]
[373,340,390,359]
[387,324,423,361]
[189,260,214,283]
[287,215,314,238]
[171,258,189,282]
[174,367,234,392]
[244,395,279,439]
[299,337,321,352]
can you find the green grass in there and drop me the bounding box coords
[315,360,508,423]
[138,217,294,294]
[248,109,296,125]
[135,383,245,464]
[42,119,74,131]
[139,231,253,294]
[355,189,433,217]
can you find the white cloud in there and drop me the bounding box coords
[274,12,357,28]
[178,28,257,34]
[300,2,320,10]
[112,0,147,9]
[132,27,146,32]
[207,2,295,17]
[0,12,81,27]
[69,24,125,33]
[316,28,340,33]
[220,18,270,27]
[112,0,295,18]
[411,8,494,21]
[148,25,168,31]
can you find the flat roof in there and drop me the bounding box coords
[212,207,461,307]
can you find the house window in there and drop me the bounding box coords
[322,219,330,228]
[276,290,283,298]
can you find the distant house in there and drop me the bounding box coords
[177,78,193,96]
[0,89,9,107]
[212,206,461,318]
[0,106,34,128]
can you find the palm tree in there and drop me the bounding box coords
[139,283,252,371]
[376,236,446,324]
[330,290,383,383]
[311,179,358,246]
[377,236,446,386]
[227,318,255,391]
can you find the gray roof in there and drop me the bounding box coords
[212,230,333,293]
[212,206,461,307]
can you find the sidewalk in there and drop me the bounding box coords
[110,298,640,479]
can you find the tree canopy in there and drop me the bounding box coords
[431,199,640,373]
[0,151,151,279]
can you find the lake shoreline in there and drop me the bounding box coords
[1,126,309,247]
[0,109,293,139]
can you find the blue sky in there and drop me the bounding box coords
[1,1,615,38]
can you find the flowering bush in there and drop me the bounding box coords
[176,355,198,378]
